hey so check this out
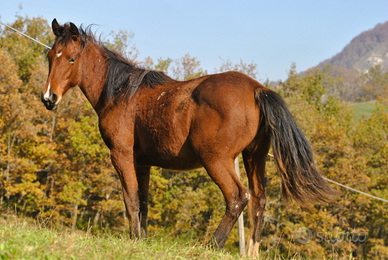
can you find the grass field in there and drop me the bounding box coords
[0,215,248,260]
[348,100,376,121]
[0,215,358,260]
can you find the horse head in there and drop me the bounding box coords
[41,19,85,110]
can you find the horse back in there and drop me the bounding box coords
[105,71,265,170]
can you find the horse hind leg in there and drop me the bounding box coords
[202,158,250,249]
[242,131,271,257]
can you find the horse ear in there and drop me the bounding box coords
[52,19,63,37]
[69,22,79,41]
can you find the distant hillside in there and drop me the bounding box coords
[317,21,388,73]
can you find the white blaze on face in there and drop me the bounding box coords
[43,82,51,100]
[43,52,62,102]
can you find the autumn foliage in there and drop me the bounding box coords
[0,16,387,259]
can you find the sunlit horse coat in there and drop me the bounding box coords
[41,19,338,257]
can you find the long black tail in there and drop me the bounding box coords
[255,88,339,206]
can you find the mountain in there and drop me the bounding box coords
[317,21,388,73]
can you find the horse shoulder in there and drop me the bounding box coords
[98,104,136,151]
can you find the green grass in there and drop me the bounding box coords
[0,215,248,260]
[0,215,357,260]
[349,100,376,121]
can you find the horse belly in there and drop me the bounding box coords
[151,154,202,171]
[135,140,202,171]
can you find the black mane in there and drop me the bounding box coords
[101,46,173,102]
[56,23,173,102]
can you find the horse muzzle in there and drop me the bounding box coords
[41,92,59,110]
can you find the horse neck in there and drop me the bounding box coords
[78,42,108,115]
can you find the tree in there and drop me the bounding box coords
[0,15,54,82]
[172,53,207,80]
[142,57,173,74]
[361,64,388,101]
[1,13,387,258]
[104,29,138,60]
[215,58,258,79]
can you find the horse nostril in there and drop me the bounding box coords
[51,93,58,103]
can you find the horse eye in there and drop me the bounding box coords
[69,58,75,64]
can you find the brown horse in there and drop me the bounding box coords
[41,19,337,257]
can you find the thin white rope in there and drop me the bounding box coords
[323,177,388,203]
[267,153,388,203]
[0,20,51,49]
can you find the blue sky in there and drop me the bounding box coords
[1,0,388,81]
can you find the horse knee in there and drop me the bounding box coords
[228,191,250,218]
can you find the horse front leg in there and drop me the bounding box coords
[136,166,151,237]
[111,149,141,238]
